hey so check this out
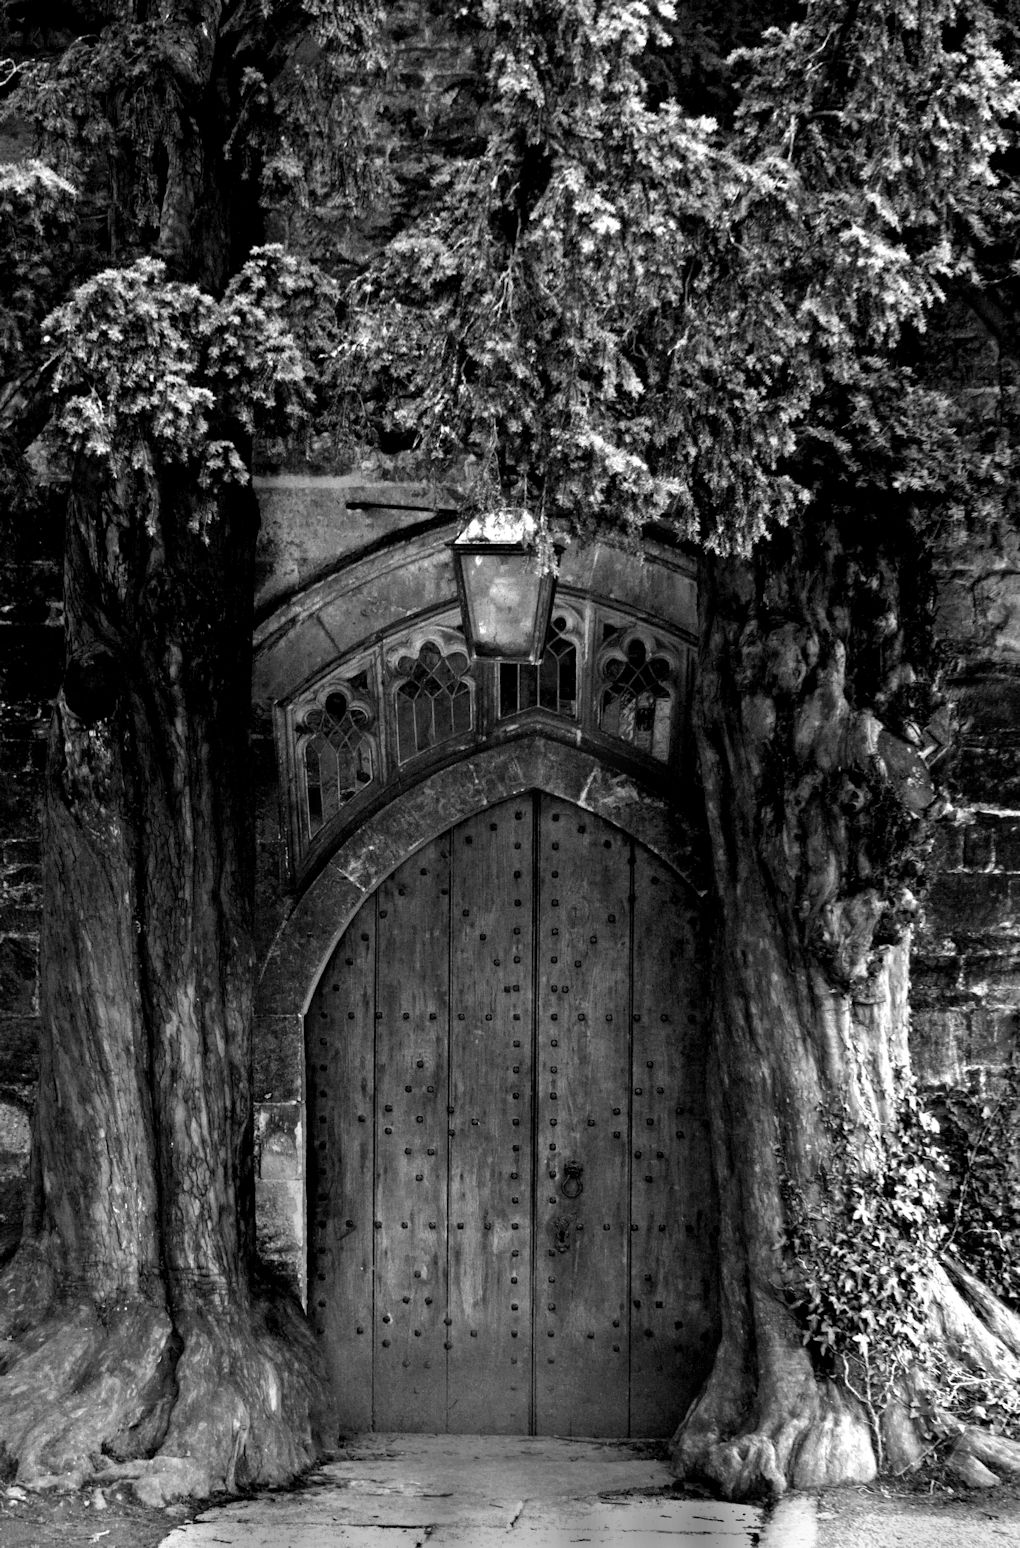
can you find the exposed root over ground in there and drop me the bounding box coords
[670,1255,1020,1501]
[0,1258,326,1504]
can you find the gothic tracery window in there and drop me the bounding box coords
[598,628,677,762]
[498,611,580,721]
[283,599,691,872]
[297,675,377,839]
[391,636,475,763]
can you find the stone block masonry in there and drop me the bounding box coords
[0,552,62,1262]
[913,813,1020,1093]
[909,301,1020,1101]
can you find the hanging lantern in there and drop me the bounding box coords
[451,508,557,663]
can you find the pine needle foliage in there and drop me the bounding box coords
[335,0,1019,554]
[41,245,340,526]
[0,160,76,373]
[5,0,381,263]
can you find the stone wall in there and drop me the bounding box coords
[912,512,1020,1097]
[0,536,62,1259]
[263,0,482,287]
[910,307,1020,1103]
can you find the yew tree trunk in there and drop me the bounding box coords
[671,521,1020,1499]
[0,463,324,1499]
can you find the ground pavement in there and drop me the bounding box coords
[156,1435,1020,1548]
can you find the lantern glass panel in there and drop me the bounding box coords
[459,550,547,659]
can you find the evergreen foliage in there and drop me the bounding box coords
[336,0,1019,554]
[937,1068,1020,1310]
[0,160,76,372]
[6,1,1016,552]
[41,246,339,515]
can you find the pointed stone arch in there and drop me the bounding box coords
[256,736,702,1025]
[253,735,705,1298]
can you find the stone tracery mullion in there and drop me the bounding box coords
[294,673,378,840]
[390,628,475,763]
[283,600,693,872]
[596,622,681,763]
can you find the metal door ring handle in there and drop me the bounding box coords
[561,1162,584,1199]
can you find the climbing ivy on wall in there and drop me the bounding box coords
[780,1068,1020,1464]
[780,1080,949,1443]
[936,1067,1020,1310]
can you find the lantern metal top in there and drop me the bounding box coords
[452,507,539,548]
[451,507,556,664]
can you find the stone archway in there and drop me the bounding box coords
[304,787,718,1440]
[252,737,706,1307]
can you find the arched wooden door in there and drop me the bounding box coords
[306,792,716,1437]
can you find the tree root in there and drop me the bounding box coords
[949,1426,1020,1483]
[0,1281,327,1501]
[0,1242,58,1344]
[930,1262,1020,1383]
[671,1253,1020,1500]
[111,1298,328,1504]
[0,1299,175,1489]
[672,1372,877,1501]
[943,1255,1020,1361]
[945,1440,999,1487]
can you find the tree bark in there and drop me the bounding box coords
[0,464,325,1499]
[670,525,1020,1499]
[0,0,331,1497]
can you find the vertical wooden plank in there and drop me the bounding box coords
[534,796,631,1437]
[373,834,450,1430]
[630,854,717,1435]
[306,912,376,1435]
[447,797,535,1433]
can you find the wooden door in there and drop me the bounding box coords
[532,798,631,1435]
[446,803,535,1430]
[307,791,716,1436]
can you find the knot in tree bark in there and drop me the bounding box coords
[63,646,123,726]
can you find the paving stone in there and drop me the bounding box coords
[815,1494,1020,1548]
[162,1524,426,1547]
[157,1438,765,1548]
[524,1497,761,1540]
[761,1495,817,1548]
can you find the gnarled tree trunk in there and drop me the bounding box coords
[671,521,1020,1499]
[0,464,325,1501]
